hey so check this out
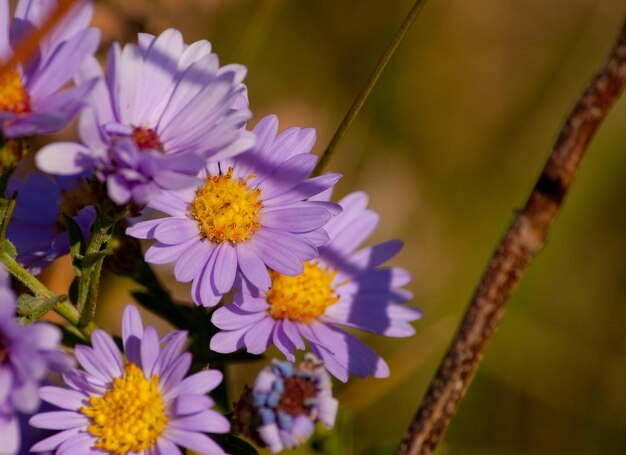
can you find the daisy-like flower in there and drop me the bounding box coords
[36,28,255,206]
[0,264,72,454]
[29,305,230,454]
[210,191,422,381]
[126,115,342,307]
[0,0,99,137]
[236,355,337,453]
[7,171,96,275]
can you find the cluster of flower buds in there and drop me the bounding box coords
[0,1,421,454]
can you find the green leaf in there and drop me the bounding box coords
[212,435,260,455]
[17,294,65,322]
[3,239,17,259]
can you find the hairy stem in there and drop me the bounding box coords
[397,18,626,455]
[312,0,429,176]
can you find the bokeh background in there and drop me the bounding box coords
[36,0,626,453]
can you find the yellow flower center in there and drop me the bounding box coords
[267,262,340,323]
[81,363,168,454]
[0,68,31,115]
[191,167,262,244]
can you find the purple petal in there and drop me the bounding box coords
[209,327,248,353]
[262,205,333,233]
[236,241,271,289]
[211,305,267,330]
[29,427,83,452]
[243,317,275,354]
[35,142,92,175]
[176,370,223,396]
[140,326,160,377]
[122,304,144,364]
[29,411,88,430]
[171,240,214,282]
[169,410,230,433]
[154,218,200,245]
[211,243,237,294]
[39,386,86,411]
[144,238,199,264]
[163,429,225,455]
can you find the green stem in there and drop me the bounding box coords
[77,218,115,327]
[1,251,96,338]
[312,0,429,176]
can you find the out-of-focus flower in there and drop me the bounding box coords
[7,171,96,275]
[127,115,342,307]
[0,0,99,137]
[36,28,255,206]
[211,191,421,381]
[236,355,337,454]
[0,264,72,454]
[30,305,230,454]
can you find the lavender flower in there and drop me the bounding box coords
[237,355,338,453]
[0,264,72,454]
[211,191,422,381]
[7,171,95,275]
[127,115,342,307]
[36,28,255,206]
[0,0,99,138]
[29,305,230,454]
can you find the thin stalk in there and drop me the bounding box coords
[397,18,626,455]
[78,218,115,327]
[312,0,429,176]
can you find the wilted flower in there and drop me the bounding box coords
[0,264,72,454]
[0,0,99,137]
[236,355,337,453]
[211,191,421,381]
[7,171,95,275]
[127,115,342,307]
[36,28,255,206]
[30,305,230,454]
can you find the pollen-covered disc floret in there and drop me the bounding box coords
[236,355,338,454]
[30,305,230,454]
[81,363,168,453]
[0,69,31,115]
[267,263,340,323]
[211,191,422,382]
[192,168,262,243]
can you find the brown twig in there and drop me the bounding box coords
[397,17,626,455]
[0,0,79,77]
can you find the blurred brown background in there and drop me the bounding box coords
[39,0,626,453]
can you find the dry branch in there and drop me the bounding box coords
[397,17,626,455]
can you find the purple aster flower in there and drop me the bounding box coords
[236,355,337,453]
[210,191,422,381]
[29,304,230,454]
[0,0,99,138]
[7,171,96,275]
[126,114,342,307]
[0,264,72,454]
[36,28,255,206]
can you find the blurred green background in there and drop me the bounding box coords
[44,0,626,453]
